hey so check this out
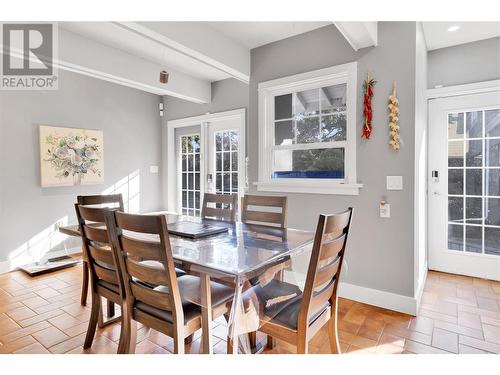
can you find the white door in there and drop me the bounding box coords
[428,91,500,280]
[206,117,246,199]
[177,132,203,216]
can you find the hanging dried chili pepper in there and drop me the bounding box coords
[362,72,377,139]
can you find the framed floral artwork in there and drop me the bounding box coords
[39,125,104,187]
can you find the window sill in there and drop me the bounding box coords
[253,180,363,195]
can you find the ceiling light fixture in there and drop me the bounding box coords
[160,70,169,84]
[447,25,460,32]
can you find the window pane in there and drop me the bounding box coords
[187,136,193,153]
[216,173,222,193]
[485,227,500,255]
[448,196,463,223]
[465,197,482,225]
[182,191,187,208]
[223,152,230,171]
[232,173,238,193]
[195,154,200,171]
[321,84,347,114]
[448,141,464,167]
[195,192,200,209]
[215,133,222,151]
[275,120,294,145]
[195,173,200,190]
[230,131,238,151]
[296,117,320,144]
[466,111,483,138]
[465,139,482,167]
[223,173,230,192]
[273,148,344,179]
[294,89,319,117]
[486,169,500,196]
[189,191,195,209]
[181,137,187,153]
[182,173,187,189]
[188,173,193,190]
[231,152,238,171]
[448,169,464,195]
[182,155,187,170]
[223,132,230,151]
[448,224,463,251]
[321,113,346,142]
[448,113,464,140]
[275,94,292,120]
[486,138,500,167]
[187,154,193,171]
[466,169,482,196]
[193,135,200,152]
[485,109,500,138]
[465,226,482,253]
[216,152,222,171]
[485,198,500,226]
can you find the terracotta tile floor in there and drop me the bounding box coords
[1,264,499,354]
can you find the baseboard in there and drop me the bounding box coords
[415,265,428,312]
[0,247,81,275]
[338,281,418,316]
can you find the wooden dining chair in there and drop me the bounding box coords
[241,195,288,228]
[77,194,124,316]
[105,211,234,354]
[201,193,238,222]
[249,208,353,354]
[74,204,123,350]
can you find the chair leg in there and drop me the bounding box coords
[83,291,100,349]
[173,333,185,354]
[106,300,115,318]
[118,309,137,354]
[248,331,257,349]
[266,335,275,350]
[297,336,308,354]
[226,337,233,354]
[80,261,89,306]
[328,319,340,354]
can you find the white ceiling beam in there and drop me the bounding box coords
[116,22,250,84]
[56,28,211,103]
[333,22,378,51]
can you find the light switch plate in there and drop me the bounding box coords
[387,176,403,190]
[150,165,159,174]
[380,203,391,218]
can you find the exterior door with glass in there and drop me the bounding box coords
[428,91,500,280]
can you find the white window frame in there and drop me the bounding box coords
[255,62,362,195]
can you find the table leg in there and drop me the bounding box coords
[200,273,213,354]
[228,278,244,354]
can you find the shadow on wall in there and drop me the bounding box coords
[5,170,141,271]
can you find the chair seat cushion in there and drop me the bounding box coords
[245,279,329,330]
[134,275,234,324]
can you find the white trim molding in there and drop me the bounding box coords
[256,62,361,195]
[338,282,418,316]
[427,79,500,99]
[333,22,378,51]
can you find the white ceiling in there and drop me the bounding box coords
[60,22,229,82]
[422,22,500,51]
[207,22,331,49]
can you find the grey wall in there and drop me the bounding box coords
[164,22,419,298]
[428,37,500,88]
[165,78,249,120]
[249,22,417,297]
[0,70,162,266]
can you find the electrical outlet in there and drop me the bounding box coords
[150,165,159,174]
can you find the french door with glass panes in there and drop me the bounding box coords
[206,117,245,200]
[179,134,202,216]
[428,91,500,280]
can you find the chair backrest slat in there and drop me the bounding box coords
[201,193,237,222]
[125,258,169,286]
[105,211,183,324]
[77,194,124,210]
[75,204,120,289]
[130,282,172,311]
[298,208,353,330]
[241,195,287,228]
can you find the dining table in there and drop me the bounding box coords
[59,212,315,354]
